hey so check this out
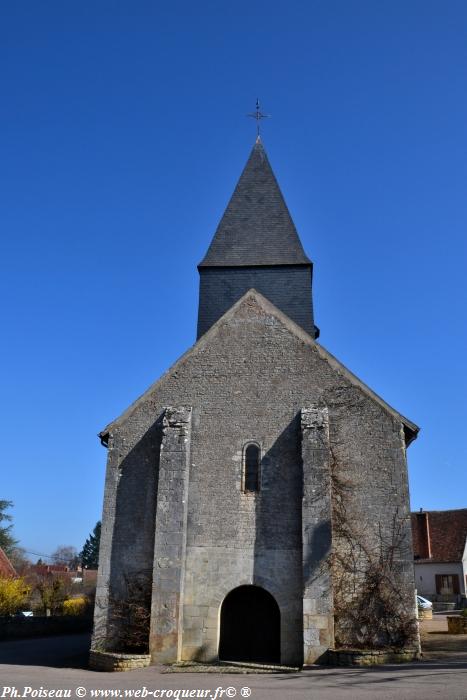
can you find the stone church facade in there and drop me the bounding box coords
[92,140,419,666]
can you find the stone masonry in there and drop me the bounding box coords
[150,407,192,663]
[301,407,334,664]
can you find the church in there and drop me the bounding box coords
[92,137,419,666]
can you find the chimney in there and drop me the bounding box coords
[415,510,431,559]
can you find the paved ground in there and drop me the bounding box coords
[419,613,467,661]
[0,616,466,700]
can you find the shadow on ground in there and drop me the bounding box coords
[0,633,91,669]
[274,659,467,687]
[0,629,466,677]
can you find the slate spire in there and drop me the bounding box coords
[199,140,311,267]
[197,140,317,340]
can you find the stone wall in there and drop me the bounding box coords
[94,292,417,665]
[447,616,467,634]
[0,616,92,640]
[89,650,150,672]
[327,648,420,666]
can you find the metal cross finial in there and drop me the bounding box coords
[247,98,270,139]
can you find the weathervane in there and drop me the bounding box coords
[247,98,270,140]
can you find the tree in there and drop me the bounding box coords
[51,545,79,569]
[0,500,18,556]
[80,521,101,569]
[8,547,31,575]
[34,575,71,615]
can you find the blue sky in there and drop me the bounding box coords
[1,1,466,557]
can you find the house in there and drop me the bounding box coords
[412,508,467,603]
[27,563,97,590]
[92,137,419,666]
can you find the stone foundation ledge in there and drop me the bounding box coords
[89,650,151,672]
[418,608,433,620]
[327,648,421,666]
[165,661,300,674]
[447,616,467,634]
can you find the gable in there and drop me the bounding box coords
[99,290,419,447]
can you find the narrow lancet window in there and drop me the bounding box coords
[244,443,260,492]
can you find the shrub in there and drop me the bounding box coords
[63,597,87,616]
[0,576,30,616]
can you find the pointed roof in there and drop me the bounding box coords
[198,140,311,267]
[99,290,418,446]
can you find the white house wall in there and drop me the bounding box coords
[414,561,465,597]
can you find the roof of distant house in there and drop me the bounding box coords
[0,547,17,578]
[30,563,70,575]
[411,508,467,563]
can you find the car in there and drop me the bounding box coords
[416,595,433,609]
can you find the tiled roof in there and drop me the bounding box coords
[30,564,69,575]
[199,140,312,267]
[411,508,467,562]
[0,547,17,578]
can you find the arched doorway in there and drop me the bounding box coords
[219,585,280,663]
